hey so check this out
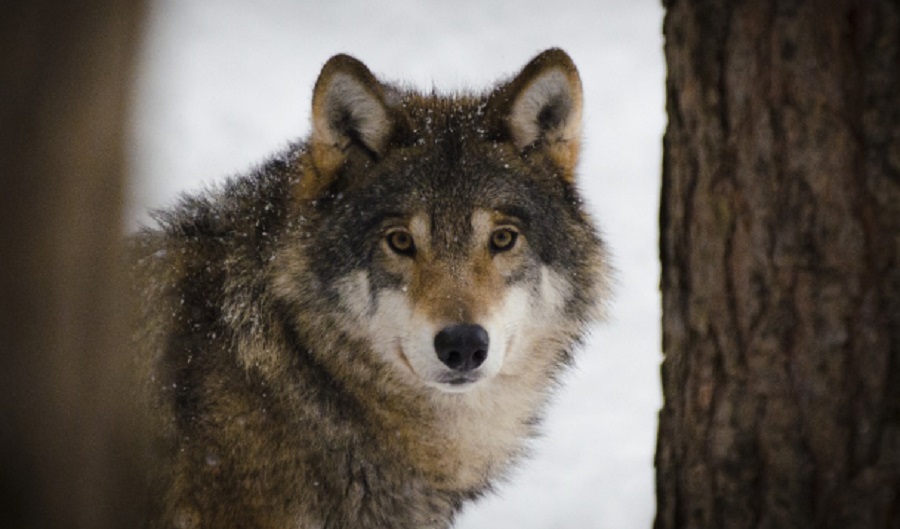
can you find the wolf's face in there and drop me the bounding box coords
[276,50,608,394]
[334,198,573,393]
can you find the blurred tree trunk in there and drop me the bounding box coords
[657,1,900,528]
[0,2,147,528]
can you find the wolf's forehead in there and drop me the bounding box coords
[358,146,541,235]
[369,150,525,208]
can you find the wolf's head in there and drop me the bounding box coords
[273,49,609,395]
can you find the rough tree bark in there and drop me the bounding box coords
[0,2,147,528]
[657,1,900,528]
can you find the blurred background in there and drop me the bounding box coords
[128,1,665,527]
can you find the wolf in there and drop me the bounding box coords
[131,48,610,528]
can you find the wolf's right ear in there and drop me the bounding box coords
[303,55,398,198]
[486,48,583,180]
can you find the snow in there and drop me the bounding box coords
[128,1,665,527]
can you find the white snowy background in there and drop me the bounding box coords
[128,1,665,527]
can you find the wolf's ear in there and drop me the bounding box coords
[305,54,397,196]
[486,48,583,178]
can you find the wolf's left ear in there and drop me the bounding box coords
[304,54,401,198]
[486,48,583,178]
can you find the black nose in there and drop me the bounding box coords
[434,324,489,372]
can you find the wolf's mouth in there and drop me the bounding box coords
[441,374,480,386]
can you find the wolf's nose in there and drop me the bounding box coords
[434,324,489,372]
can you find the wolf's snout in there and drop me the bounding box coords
[434,324,489,372]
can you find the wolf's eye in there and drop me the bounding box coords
[386,230,415,256]
[490,228,518,253]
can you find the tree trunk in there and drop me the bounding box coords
[0,2,147,528]
[657,1,900,528]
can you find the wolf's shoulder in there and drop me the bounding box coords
[157,143,304,236]
[133,142,309,262]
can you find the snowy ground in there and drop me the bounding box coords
[128,1,665,527]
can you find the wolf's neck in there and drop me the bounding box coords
[352,365,554,494]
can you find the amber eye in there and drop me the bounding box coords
[490,228,518,253]
[386,230,415,256]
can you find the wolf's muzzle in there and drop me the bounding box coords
[433,324,489,372]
